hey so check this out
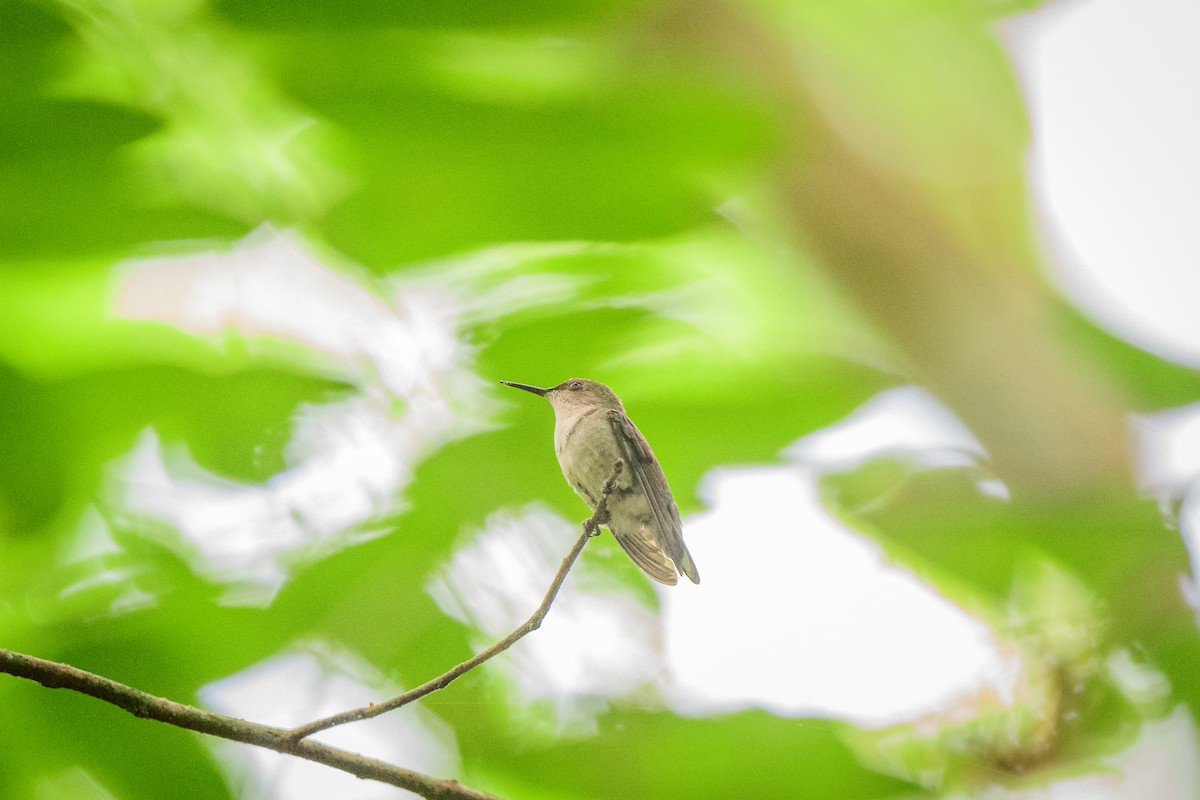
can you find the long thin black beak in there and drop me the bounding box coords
[500,381,548,396]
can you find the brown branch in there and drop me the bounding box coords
[0,648,497,800]
[0,459,626,796]
[288,459,625,741]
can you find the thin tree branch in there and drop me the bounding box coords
[288,459,625,741]
[0,459,625,796]
[0,648,498,800]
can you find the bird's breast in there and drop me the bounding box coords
[554,408,622,507]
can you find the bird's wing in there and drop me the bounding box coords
[606,410,698,584]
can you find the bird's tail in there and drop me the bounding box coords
[677,548,700,584]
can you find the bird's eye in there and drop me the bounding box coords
[570,381,583,389]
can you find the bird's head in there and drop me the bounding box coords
[501,378,625,414]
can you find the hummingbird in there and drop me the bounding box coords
[500,378,699,585]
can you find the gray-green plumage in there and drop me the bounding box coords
[501,378,699,585]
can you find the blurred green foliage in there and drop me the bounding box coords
[2,0,1198,798]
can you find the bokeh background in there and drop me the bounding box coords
[2,0,1199,797]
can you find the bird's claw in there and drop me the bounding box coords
[582,459,622,536]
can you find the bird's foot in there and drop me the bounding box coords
[583,509,609,536]
[581,459,623,536]
[600,460,624,498]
